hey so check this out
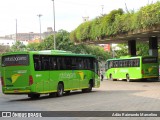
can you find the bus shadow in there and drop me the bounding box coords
[131,79,160,82]
[108,79,160,83]
[8,91,97,102]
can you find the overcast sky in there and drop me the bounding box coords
[0,0,159,36]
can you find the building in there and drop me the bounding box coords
[0,39,28,46]
[42,27,54,38]
[82,16,89,22]
[4,27,54,42]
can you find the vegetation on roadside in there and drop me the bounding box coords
[70,1,160,42]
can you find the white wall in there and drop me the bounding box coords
[0,39,28,46]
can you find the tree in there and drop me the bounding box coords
[136,42,149,56]
[111,43,149,58]
[113,44,128,58]
[10,41,26,52]
[56,29,74,51]
[70,2,160,42]
[27,42,42,51]
[26,29,111,61]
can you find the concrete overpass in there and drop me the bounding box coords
[86,26,160,57]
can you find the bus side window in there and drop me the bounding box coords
[83,58,90,70]
[126,60,129,67]
[33,55,42,71]
[57,57,65,70]
[50,57,57,70]
[105,62,109,70]
[90,58,94,70]
[128,60,131,67]
[119,61,122,67]
[65,57,71,70]
[41,56,50,70]
[71,57,77,70]
[109,61,113,68]
[135,59,140,67]
[122,61,125,67]
[115,61,118,67]
[77,58,84,70]
[124,60,127,67]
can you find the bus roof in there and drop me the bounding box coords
[2,50,96,58]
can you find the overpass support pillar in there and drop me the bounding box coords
[149,36,158,57]
[128,40,136,56]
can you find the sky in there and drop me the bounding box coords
[0,0,159,36]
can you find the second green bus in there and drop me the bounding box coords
[105,56,159,82]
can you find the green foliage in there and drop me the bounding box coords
[56,29,74,51]
[136,42,149,56]
[27,43,41,51]
[72,21,92,42]
[10,41,26,52]
[26,29,110,61]
[112,43,149,58]
[73,44,111,61]
[70,1,160,42]
[136,2,160,29]
[113,44,128,58]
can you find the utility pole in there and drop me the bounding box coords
[37,14,42,41]
[125,3,129,13]
[52,0,56,50]
[15,19,17,42]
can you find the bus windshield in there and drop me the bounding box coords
[2,54,29,66]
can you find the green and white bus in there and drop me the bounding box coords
[105,56,159,82]
[1,50,100,98]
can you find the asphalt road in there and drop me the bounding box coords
[0,79,160,120]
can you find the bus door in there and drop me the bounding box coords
[1,54,30,90]
[71,57,79,89]
[33,55,50,93]
[78,58,88,88]
[94,59,100,87]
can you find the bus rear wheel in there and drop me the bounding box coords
[57,83,64,97]
[82,82,92,93]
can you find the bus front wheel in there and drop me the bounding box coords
[57,83,64,97]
